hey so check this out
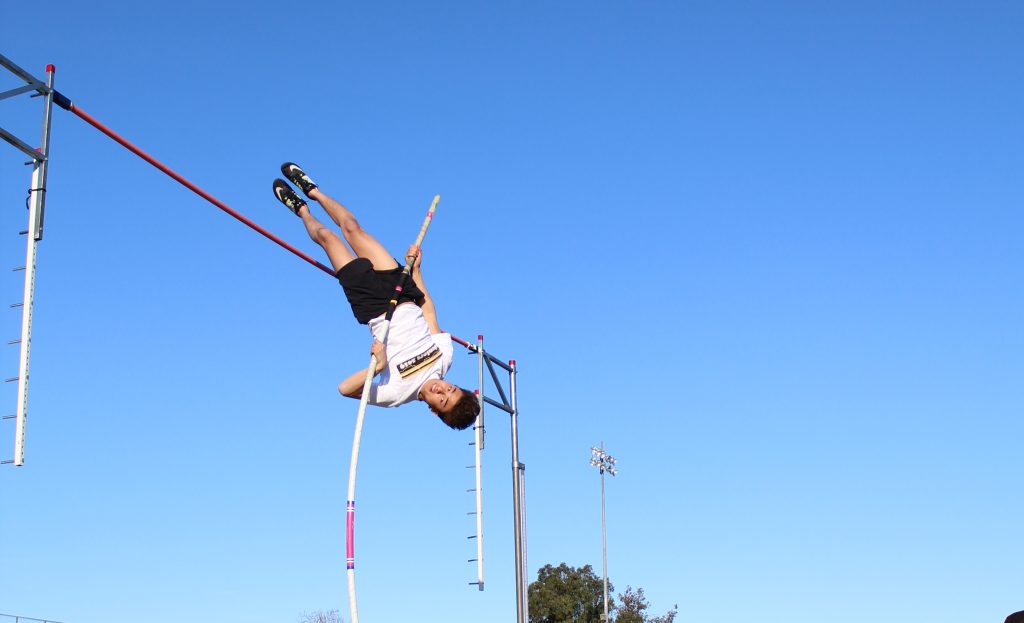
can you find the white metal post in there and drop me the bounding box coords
[601,464,608,620]
[12,63,55,466]
[509,359,528,623]
[473,335,485,590]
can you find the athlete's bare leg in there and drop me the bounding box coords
[308,188,399,271]
[297,205,355,273]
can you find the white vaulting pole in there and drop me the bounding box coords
[346,195,439,623]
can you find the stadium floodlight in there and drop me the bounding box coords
[589,443,617,621]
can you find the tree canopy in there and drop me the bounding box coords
[528,563,613,623]
[528,563,676,623]
[615,586,677,623]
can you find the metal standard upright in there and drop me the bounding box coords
[0,55,56,467]
[455,335,528,623]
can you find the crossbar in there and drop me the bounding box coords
[52,97,335,276]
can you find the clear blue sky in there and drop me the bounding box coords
[2,2,1021,622]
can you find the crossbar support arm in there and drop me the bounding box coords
[0,53,50,94]
[0,128,43,162]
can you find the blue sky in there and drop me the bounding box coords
[1,2,1021,622]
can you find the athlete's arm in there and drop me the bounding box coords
[338,340,388,398]
[407,245,442,335]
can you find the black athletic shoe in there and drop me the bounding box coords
[273,179,307,215]
[280,162,318,198]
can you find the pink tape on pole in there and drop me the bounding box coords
[346,501,355,569]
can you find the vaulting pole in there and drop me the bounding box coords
[346,195,438,623]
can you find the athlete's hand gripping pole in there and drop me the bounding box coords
[346,195,439,623]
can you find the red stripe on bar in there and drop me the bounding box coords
[69,105,336,276]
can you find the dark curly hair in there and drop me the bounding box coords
[438,389,480,431]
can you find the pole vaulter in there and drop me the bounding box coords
[48,91,449,621]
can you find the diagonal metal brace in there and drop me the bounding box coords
[0,128,43,162]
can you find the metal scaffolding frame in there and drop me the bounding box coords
[455,334,528,623]
[0,52,530,621]
[0,53,56,467]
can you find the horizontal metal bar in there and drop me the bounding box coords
[0,84,41,101]
[467,535,477,539]
[10,303,23,308]
[0,613,68,623]
[2,415,15,420]
[0,53,50,89]
[0,127,43,161]
[468,558,478,562]
[483,352,513,372]
[1,460,13,465]
[8,339,21,345]
[12,267,25,272]
[466,511,477,515]
[483,396,514,414]
[5,377,18,383]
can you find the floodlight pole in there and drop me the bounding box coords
[590,443,617,622]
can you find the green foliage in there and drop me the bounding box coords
[616,586,677,623]
[528,563,614,623]
[528,562,676,623]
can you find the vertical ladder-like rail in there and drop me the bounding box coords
[466,335,486,591]
[0,55,56,466]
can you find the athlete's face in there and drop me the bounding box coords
[421,379,464,414]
